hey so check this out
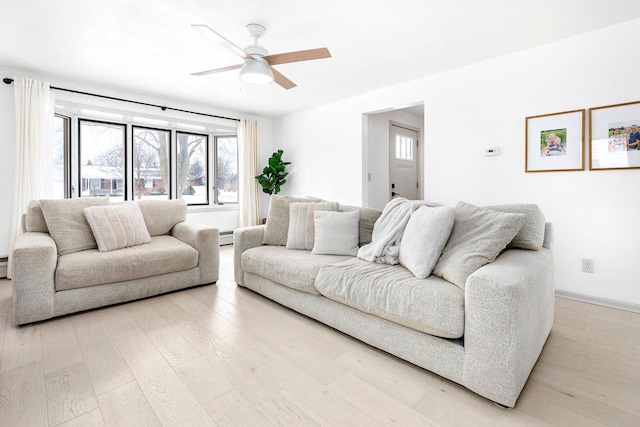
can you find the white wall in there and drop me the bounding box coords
[0,65,274,256]
[274,19,640,307]
[366,109,423,210]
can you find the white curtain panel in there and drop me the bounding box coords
[238,118,260,227]
[8,77,54,278]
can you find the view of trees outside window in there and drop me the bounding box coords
[51,115,67,198]
[216,136,238,203]
[132,127,170,200]
[79,120,126,202]
[177,132,208,205]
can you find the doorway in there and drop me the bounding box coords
[389,123,419,200]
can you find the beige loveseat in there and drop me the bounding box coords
[234,197,554,407]
[12,198,219,325]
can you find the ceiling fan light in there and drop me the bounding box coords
[239,58,274,85]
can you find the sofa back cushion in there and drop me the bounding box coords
[339,205,382,246]
[40,198,110,255]
[137,199,187,236]
[263,195,320,246]
[486,203,546,250]
[25,200,49,233]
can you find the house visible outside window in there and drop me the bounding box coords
[215,136,238,204]
[79,119,126,202]
[132,126,170,200]
[176,132,208,205]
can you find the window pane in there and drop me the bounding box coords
[216,136,238,204]
[177,132,208,205]
[395,135,414,160]
[79,120,126,202]
[52,115,68,198]
[133,127,170,200]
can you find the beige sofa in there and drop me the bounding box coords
[12,198,219,325]
[234,201,554,407]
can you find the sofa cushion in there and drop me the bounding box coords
[241,246,352,295]
[399,205,455,279]
[433,202,526,289]
[137,199,187,236]
[25,200,49,233]
[486,203,546,250]
[40,198,110,256]
[55,235,198,291]
[315,258,465,339]
[84,202,152,252]
[312,210,360,256]
[286,201,339,250]
[340,205,382,246]
[263,195,321,246]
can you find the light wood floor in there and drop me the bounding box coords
[0,246,639,426]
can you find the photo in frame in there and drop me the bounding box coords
[589,100,640,170]
[525,109,584,172]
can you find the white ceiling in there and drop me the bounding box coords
[2,0,640,118]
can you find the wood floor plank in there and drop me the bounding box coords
[0,311,7,370]
[328,372,437,426]
[71,312,135,395]
[0,315,42,373]
[40,316,84,374]
[97,381,160,427]
[205,389,275,426]
[107,308,213,426]
[45,362,98,426]
[0,362,48,426]
[173,355,235,404]
[57,408,105,427]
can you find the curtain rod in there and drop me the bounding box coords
[2,77,240,122]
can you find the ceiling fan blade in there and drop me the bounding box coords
[190,64,243,76]
[191,24,251,60]
[271,68,297,90]
[264,48,331,66]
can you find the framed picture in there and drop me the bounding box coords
[525,109,585,172]
[589,100,640,170]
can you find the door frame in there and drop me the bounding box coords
[389,120,423,201]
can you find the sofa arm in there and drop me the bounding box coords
[12,232,58,325]
[463,248,555,407]
[233,225,265,286]
[171,222,219,284]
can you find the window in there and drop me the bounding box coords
[52,114,70,198]
[395,134,414,160]
[177,132,208,205]
[79,119,126,201]
[132,126,170,200]
[215,136,238,204]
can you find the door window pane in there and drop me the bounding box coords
[79,120,126,201]
[216,136,238,204]
[133,127,170,200]
[395,135,414,160]
[177,132,208,205]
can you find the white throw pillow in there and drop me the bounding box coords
[399,206,455,279]
[84,202,152,252]
[312,210,360,256]
[286,201,339,250]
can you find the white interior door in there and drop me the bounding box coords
[389,124,419,200]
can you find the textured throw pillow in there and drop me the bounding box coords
[433,202,527,289]
[486,204,546,250]
[312,210,360,256]
[399,206,455,279]
[286,201,339,250]
[84,202,152,252]
[40,198,110,256]
[263,195,320,246]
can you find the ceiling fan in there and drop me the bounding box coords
[191,23,331,90]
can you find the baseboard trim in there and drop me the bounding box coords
[220,234,233,245]
[555,289,640,313]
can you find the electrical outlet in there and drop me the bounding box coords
[581,258,594,273]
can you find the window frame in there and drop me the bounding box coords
[131,125,173,200]
[213,135,239,205]
[53,113,72,198]
[176,130,210,206]
[77,118,128,200]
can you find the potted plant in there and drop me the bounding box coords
[255,149,291,195]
